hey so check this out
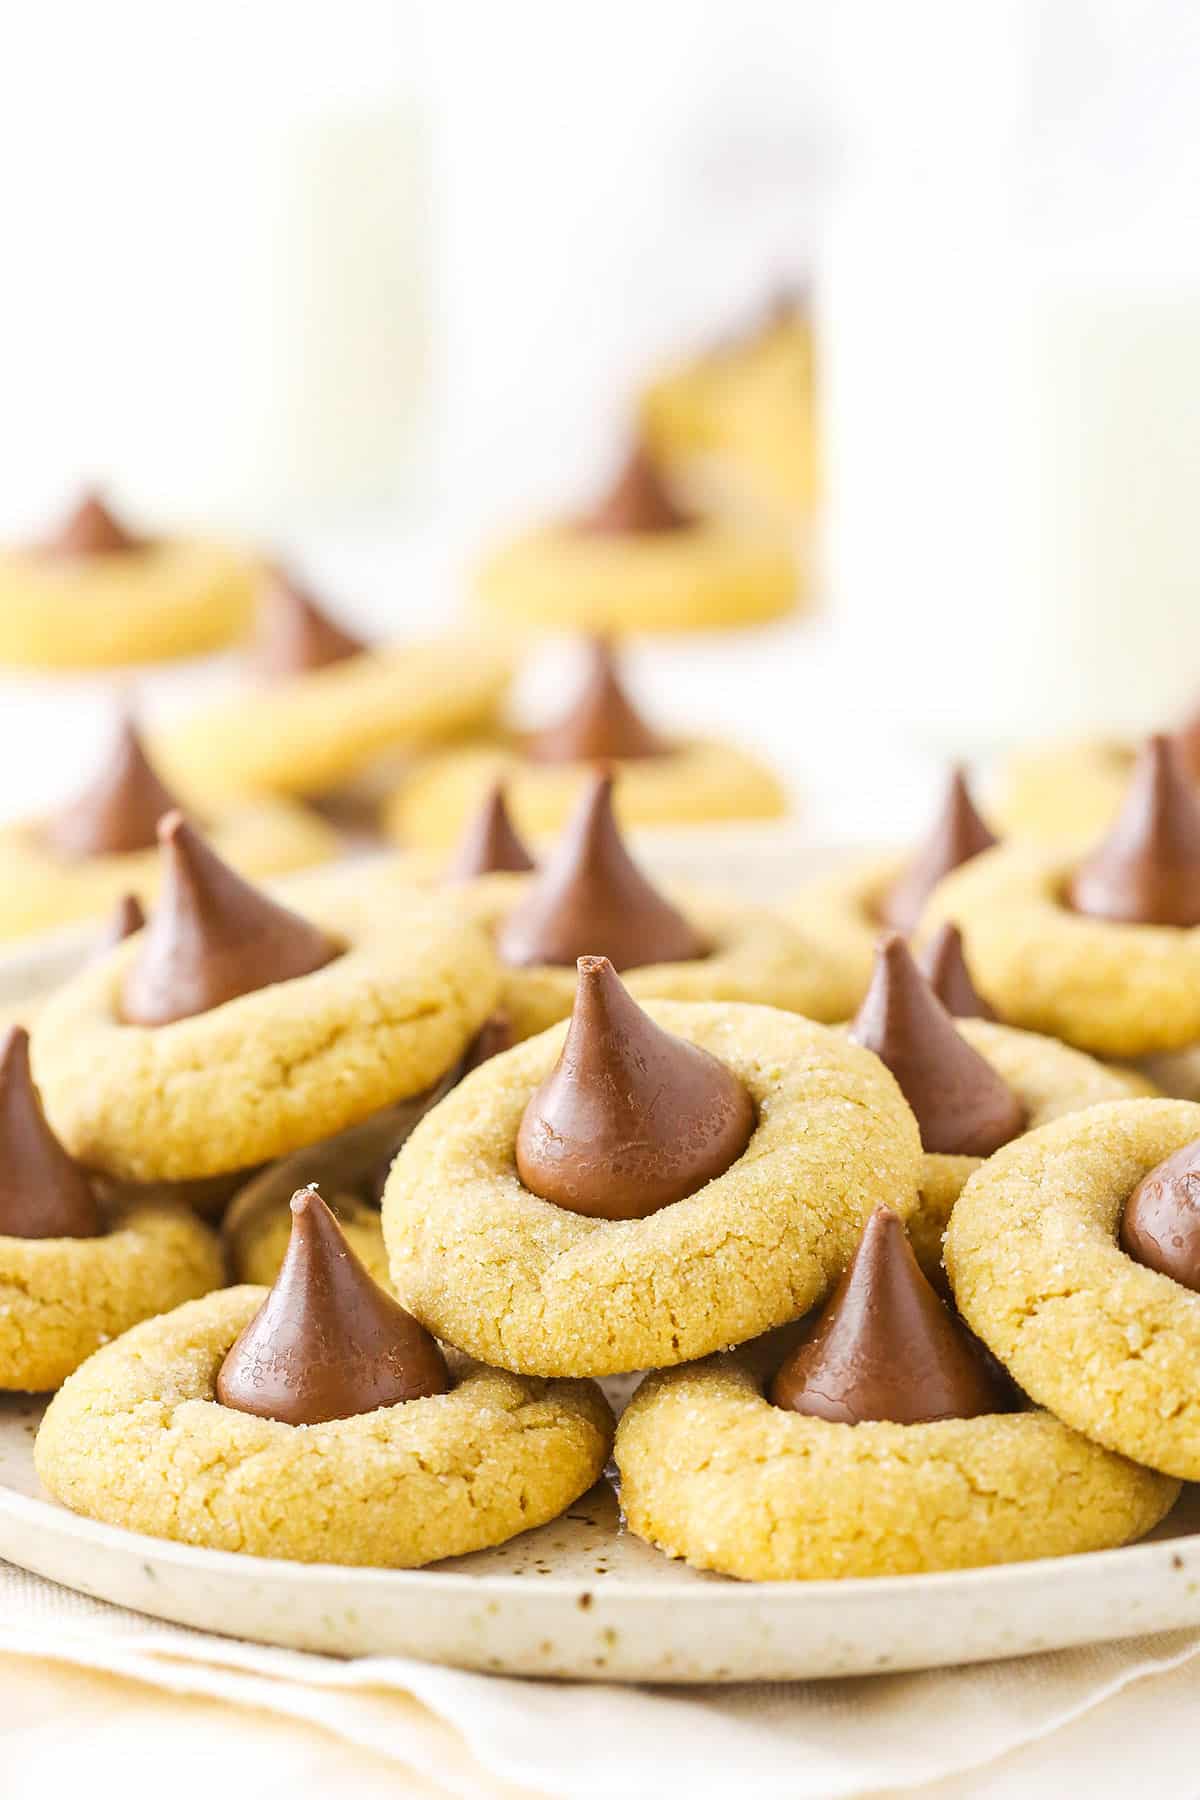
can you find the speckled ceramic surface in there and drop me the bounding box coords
[5,831,1200,1682]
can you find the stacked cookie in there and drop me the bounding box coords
[22,733,1200,1585]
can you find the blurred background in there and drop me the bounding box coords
[2,0,1199,842]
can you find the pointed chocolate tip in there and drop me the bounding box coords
[1121,1136,1200,1291]
[120,814,341,1027]
[525,638,670,765]
[253,566,367,680]
[41,489,142,558]
[1068,734,1200,928]
[217,1183,448,1424]
[0,1026,101,1239]
[496,769,707,971]
[445,782,535,883]
[851,935,1024,1156]
[916,922,995,1020]
[879,766,997,935]
[515,955,754,1218]
[770,1206,1012,1425]
[43,715,182,862]
[577,441,692,537]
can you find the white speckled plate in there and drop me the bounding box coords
[2,830,1199,1682]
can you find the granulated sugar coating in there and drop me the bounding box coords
[381,1002,923,1377]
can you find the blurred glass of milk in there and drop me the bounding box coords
[820,0,1200,751]
[67,1,430,534]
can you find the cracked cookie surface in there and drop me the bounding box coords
[926,845,1200,1056]
[382,1004,922,1376]
[33,873,500,1183]
[459,874,863,1039]
[947,1097,1200,1479]
[615,1343,1178,1579]
[34,1286,614,1565]
[0,1198,223,1391]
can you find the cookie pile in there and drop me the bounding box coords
[15,723,1200,1583]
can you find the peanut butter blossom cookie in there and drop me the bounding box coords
[383,955,922,1376]
[641,288,820,524]
[0,715,336,941]
[156,566,511,804]
[947,1098,1200,1480]
[0,490,256,668]
[846,935,1148,1282]
[929,736,1200,1058]
[616,1208,1177,1579]
[34,811,499,1182]
[789,767,999,1012]
[473,439,797,635]
[36,1186,612,1564]
[993,700,1200,843]
[0,1026,222,1390]
[448,768,857,1039]
[389,639,786,847]
[221,1054,521,1290]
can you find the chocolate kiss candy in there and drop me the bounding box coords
[95,893,146,954]
[1067,735,1200,928]
[217,1185,448,1425]
[576,441,692,536]
[120,811,341,1027]
[916,921,995,1021]
[516,956,755,1219]
[770,1207,1010,1424]
[496,769,707,971]
[850,935,1025,1156]
[43,717,182,861]
[525,638,670,765]
[41,490,141,557]
[1120,1138,1200,1292]
[252,566,366,679]
[445,782,535,882]
[0,1028,101,1239]
[878,768,998,935]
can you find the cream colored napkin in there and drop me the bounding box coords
[2,1562,1200,1799]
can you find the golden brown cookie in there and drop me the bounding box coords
[0,538,256,669]
[992,740,1134,842]
[382,1003,922,1376]
[460,873,861,1040]
[0,798,338,941]
[33,873,500,1183]
[388,739,787,848]
[35,1286,613,1565]
[901,1019,1154,1282]
[0,1197,223,1391]
[947,1097,1200,1480]
[155,635,512,802]
[926,844,1200,1057]
[220,1094,450,1289]
[788,853,903,1010]
[473,521,797,635]
[615,1341,1177,1579]
[641,293,819,523]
